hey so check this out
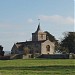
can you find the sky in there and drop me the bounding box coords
[0,0,74,51]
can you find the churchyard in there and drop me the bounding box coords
[0,59,75,75]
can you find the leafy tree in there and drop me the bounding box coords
[0,45,4,56]
[60,32,75,54]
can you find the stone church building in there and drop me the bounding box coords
[11,24,56,58]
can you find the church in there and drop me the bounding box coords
[11,24,56,58]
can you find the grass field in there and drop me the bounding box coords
[0,59,75,75]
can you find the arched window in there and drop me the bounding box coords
[46,45,50,51]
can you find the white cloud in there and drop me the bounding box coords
[38,15,74,25]
[0,32,26,42]
[0,22,23,31]
[27,18,34,23]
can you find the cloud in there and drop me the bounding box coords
[0,22,23,31]
[38,15,74,25]
[0,31,26,41]
[27,19,34,23]
[0,23,11,28]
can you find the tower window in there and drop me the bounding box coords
[46,45,50,51]
[41,34,43,39]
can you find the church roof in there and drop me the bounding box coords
[16,40,46,45]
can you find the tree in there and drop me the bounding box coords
[0,45,4,56]
[60,32,75,54]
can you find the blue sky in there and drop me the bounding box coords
[0,0,74,51]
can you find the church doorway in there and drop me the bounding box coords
[46,45,50,52]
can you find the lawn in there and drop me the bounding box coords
[0,59,75,75]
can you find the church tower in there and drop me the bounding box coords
[32,23,46,41]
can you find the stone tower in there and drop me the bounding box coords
[32,24,46,41]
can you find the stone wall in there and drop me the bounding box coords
[38,54,69,59]
[0,56,10,60]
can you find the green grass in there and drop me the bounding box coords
[0,59,75,75]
